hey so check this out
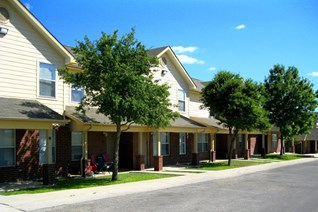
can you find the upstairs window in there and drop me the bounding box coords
[71,85,84,103]
[178,89,186,112]
[39,62,56,98]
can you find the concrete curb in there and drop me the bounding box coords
[0,158,317,211]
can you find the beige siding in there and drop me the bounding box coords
[0,2,66,114]
[153,55,190,117]
[189,93,210,118]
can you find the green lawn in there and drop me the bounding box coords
[1,172,177,196]
[191,160,272,171]
[265,153,305,161]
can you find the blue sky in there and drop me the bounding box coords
[21,0,318,90]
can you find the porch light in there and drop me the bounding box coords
[0,26,8,36]
[161,69,168,76]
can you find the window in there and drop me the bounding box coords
[272,134,277,148]
[178,89,186,112]
[72,132,83,161]
[161,132,170,156]
[197,133,208,152]
[39,62,56,98]
[0,129,15,167]
[71,85,84,103]
[179,133,186,155]
[39,130,56,165]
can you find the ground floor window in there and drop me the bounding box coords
[39,130,56,165]
[0,129,15,167]
[153,132,170,156]
[161,132,170,156]
[72,131,83,161]
[197,133,208,152]
[179,133,186,155]
[272,134,278,148]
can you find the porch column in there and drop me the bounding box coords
[82,131,89,177]
[267,133,272,153]
[244,133,250,160]
[154,131,163,171]
[135,132,145,170]
[315,140,318,153]
[43,129,55,185]
[210,133,216,162]
[261,134,266,157]
[192,133,199,165]
[291,138,295,153]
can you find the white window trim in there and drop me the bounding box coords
[70,84,84,103]
[71,131,83,161]
[0,129,16,168]
[272,134,278,148]
[197,133,208,152]
[178,89,186,112]
[37,61,57,99]
[179,133,186,155]
[161,132,170,156]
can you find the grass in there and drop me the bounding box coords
[191,160,272,171]
[190,153,308,171]
[265,153,306,161]
[1,172,177,196]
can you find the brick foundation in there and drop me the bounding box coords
[210,151,216,162]
[135,155,145,171]
[244,149,250,160]
[192,153,199,165]
[154,156,163,171]
[42,164,56,185]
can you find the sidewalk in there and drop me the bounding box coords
[0,157,317,212]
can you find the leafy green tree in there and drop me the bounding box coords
[201,71,270,165]
[264,64,318,155]
[59,29,178,181]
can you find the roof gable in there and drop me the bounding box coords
[148,46,197,90]
[6,0,75,64]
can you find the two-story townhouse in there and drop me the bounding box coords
[0,0,283,183]
[0,0,77,183]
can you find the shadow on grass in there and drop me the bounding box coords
[1,173,177,195]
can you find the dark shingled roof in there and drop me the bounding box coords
[0,97,64,120]
[191,78,205,91]
[299,117,318,140]
[65,106,205,129]
[190,117,227,129]
[147,46,169,56]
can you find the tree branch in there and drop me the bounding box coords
[121,121,135,132]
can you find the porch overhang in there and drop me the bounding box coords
[65,106,210,133]
[0,97,69,129]
[190,116,229,134]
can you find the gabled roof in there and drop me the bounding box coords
[7,0,75,64]
[148,46,197,90]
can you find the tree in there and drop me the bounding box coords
[59,29,178,181]
[201,71,270,165]
[264,64,318,155]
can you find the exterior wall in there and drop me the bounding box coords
[153,55,190,117]
[87,132,108,158]
[55,126,71,176]
[189,92,210,118]
[0,1,68,114]
[216,134,229,159]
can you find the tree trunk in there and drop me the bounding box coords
[112,123,121,181]
[280,136,284,156]
[227,128,237,166]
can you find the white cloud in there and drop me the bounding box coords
[235,24,246,30]
[308,72,318,77]
[176,54,205,64]
[172,46,198,53]
[209,67,216,71]
[24,2,32,10]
